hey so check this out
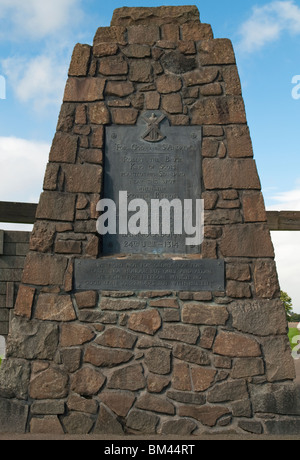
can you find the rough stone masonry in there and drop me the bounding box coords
[0,5,300,436]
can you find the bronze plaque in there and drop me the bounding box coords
[74,259,225,292]
[102,112,202,255]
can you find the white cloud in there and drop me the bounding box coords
[238,0,300,53]
[267,187,300,210]
[0,136,49,203]
[2,52,68,112]
[0,0,83,40]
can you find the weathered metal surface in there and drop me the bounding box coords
[74,258,225,292]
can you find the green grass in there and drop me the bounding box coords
[289,328,300,350]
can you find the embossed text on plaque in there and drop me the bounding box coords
[103,112,202,255]
[74,259,225,292]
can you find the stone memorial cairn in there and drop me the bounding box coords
[0,6,299,436]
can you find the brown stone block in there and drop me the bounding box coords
[162,23,180,41]
[111,6,200,26]
[226,264,251,281]
[128,309,162,335]
[222,65,242,96]
[178,41,196,55]
[99,391,135,417]
[79,148,103,165]
[213,331,261,357]
[156,74,182,94]
[198,39,236,65]
[89,102,110,125]
[75,291,98,309]
[71,366,106,396]
[30,221,56,253]
[199,327,217,349]
[200,83,223,96]
[105,81,134,97]
[91,126,104,148]
[158,323,199,344]
[191,367,216,392]
[226,280,252,299]
[108,364,146,391]
[243,191,267,222]
[93,43,118,57]
[232,358,264,379]
[145,347,171,374]
[254,260,280,299]
[60,323,95,347]
[35,293,76,322]
[260,336,296,382]
[183,67,218,87]
[230,299,287,336]
[122,44,151,58]
[202,138,218,158]
[162,93,183,114]
[145,91,160,110]
[129,60,153,82]
[207,379,248,403]
[111,108,139,125]
[149,298,179,308]
[99,55,128,76]
[178,405,229,427]
[182,22,214,41]
[128,25,160,45]
[30,416,64,435]
[203,158,261,190]
[219,224,275,258]
[173,362,191,391]
[43,163,59,191]
[29,366,68,400]
[173,343,210,366]
[191,96,246,125]
[49,132,78,164]
[14,285,35,319]
[56,103,76,132]
[75,105,87,124]
[95,327,137,349]
[84,345,133,367]
[226,125,253,158]
[147,374,170,393]
[55,239,81,255]
[22,252,68,286]
[93,26,127,45]
[62,164,102,193]
[68,44,91,77]
[136,393,175,415]
[182,303,229,326]
[64,77,106,102]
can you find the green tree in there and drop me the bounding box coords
[281,291,293,322]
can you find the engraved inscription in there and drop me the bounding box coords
[103,112,202,255]
[74,259,225,292]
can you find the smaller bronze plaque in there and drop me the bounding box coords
[74,259,225,292]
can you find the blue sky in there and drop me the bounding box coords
[0,0,300,311]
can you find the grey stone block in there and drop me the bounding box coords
[0,398,29,433]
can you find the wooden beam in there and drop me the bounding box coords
[267,211,300,231]
[0,202,37,224]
